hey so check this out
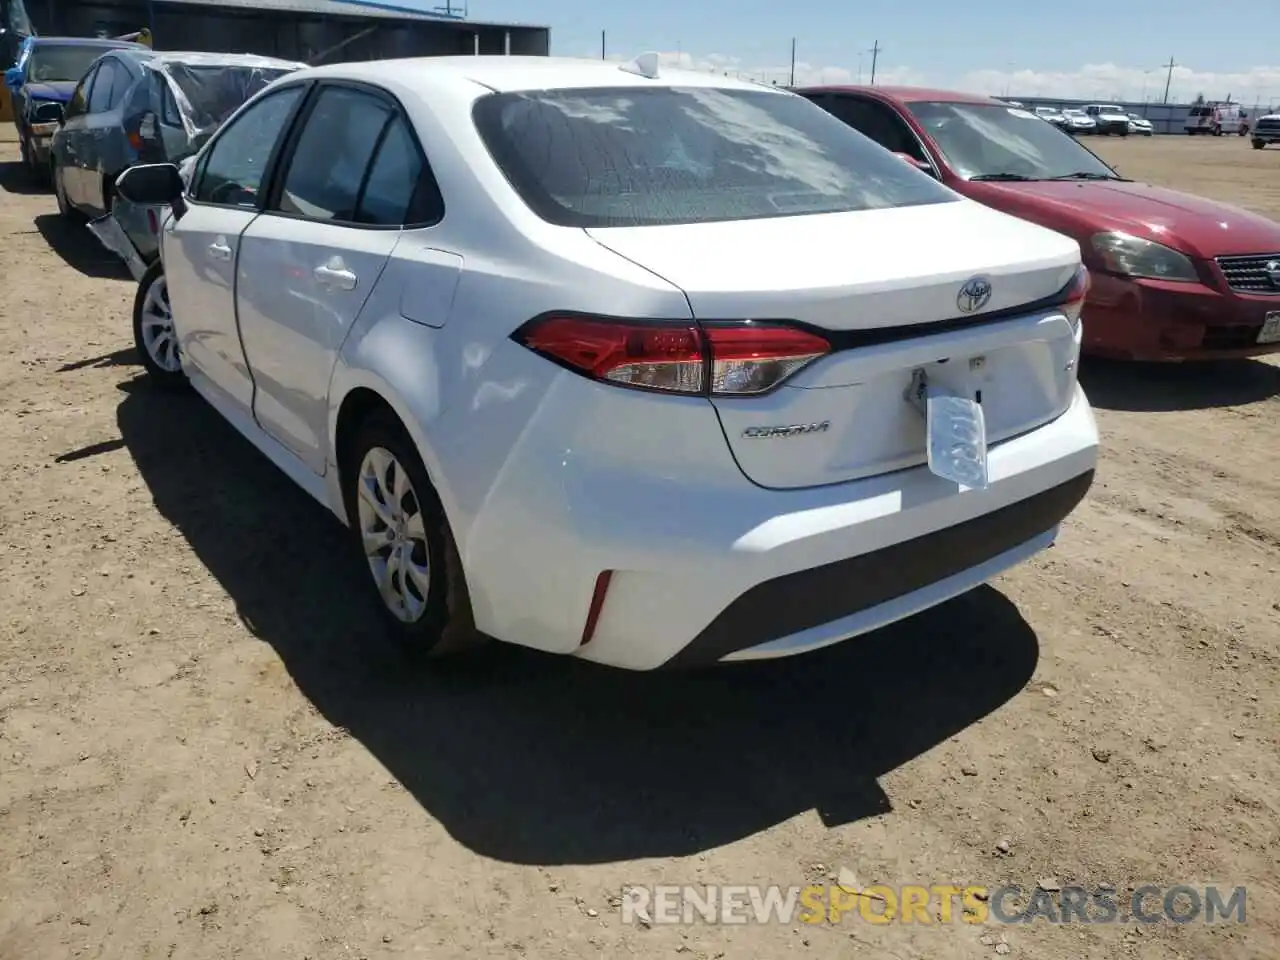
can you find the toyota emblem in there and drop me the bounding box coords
[957,277,993,313]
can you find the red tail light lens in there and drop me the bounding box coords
[1061,265,1090,325]
[513,315,830,396]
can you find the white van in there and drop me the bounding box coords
[1185,102,1248,135]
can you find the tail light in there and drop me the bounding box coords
[512,315,830,397]
[1060,265,1090,330]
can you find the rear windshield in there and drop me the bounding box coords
[472,86,956,227]
[161,62,296,130]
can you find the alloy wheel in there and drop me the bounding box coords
[356,447,432,623]
[139,274,180,372]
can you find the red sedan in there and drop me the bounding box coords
[795,85,1280,361]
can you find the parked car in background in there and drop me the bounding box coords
[1034,105,1068,129]
[3,35,146,182]
[1060,108,1096,134]
[1126,113,1154,136]
[796,84,1280,361]
[1185,101,1248,135]
[51,48,302,223]
[1084,103,1130,135]
[113,56,1099,669]
[1252,113,1280,149]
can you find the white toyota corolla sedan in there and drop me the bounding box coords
[116,54,1099,670]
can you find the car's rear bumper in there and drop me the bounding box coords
[1081,272,1280,361]
[462,380,1098,670]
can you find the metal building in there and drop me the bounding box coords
[9,0,549,63]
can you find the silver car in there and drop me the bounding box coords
[52,49,302,257]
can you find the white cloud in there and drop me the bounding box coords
[593,49,925,89]
[587,48,1280,110]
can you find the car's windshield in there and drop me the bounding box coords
[908,100,1117,181]
[1064,109,1085,117]
[472,85,956,228]
[27,44,114,83]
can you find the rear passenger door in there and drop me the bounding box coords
[236,81,441,474]
[58,63,99,206]
[80,57,129,214]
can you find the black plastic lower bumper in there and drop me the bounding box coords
[663,470,1094,668]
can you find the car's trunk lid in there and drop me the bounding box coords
[587,201,1083,489]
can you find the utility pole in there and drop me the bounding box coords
[600,29,605,60]
[1162,56,1176,104]
[869,40,881,85]
[789,37,796,87]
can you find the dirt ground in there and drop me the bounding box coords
[1,132,1277,960]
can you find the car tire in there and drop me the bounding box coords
[1253,140,1265,150]
[53,163,83,222]
[131,260,187,390]
[342,411,485,661]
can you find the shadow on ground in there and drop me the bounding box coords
[0,160,48,196]
[35,213,131,280]
[1080,356,1280,412]
[80,376,1042,866]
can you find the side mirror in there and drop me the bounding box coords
[31,100,63,124]
[116,163,188,219]
[4,66,23,90]
[894,152,936,176]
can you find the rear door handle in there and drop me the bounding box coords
[208,238,232,261]
[313,259,357,291]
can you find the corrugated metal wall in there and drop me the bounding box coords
[25,0,548,64]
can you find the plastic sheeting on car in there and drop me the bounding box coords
[145,51,303,147]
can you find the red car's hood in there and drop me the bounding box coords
[965,178,1280,258]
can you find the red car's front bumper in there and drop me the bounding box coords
[1082,271,1280,361]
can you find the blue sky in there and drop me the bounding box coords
[409,0,1280,104]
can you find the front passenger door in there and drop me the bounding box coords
[236,83,430,473]
[165,84,307,413]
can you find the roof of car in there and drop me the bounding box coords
[295,55,783,94]
[29,36,147,48]
[793,84,1002,105]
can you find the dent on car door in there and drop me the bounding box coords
[164,84,307,414]
[236,84,431,474]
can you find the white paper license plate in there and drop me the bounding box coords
[926,388,989,489]
[1259,312,1280,344]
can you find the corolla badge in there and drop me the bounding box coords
[1265,260,1280,288]
[956,276,993,313]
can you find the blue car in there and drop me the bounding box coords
[4,35,147,182]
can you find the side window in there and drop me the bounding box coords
[192,85,305,208]
[355,115,429,225]
[274,86,392,223]
[87,60,119,113]
[64,67,95,120]
[107,67,135,112]
[825,96,927,163]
